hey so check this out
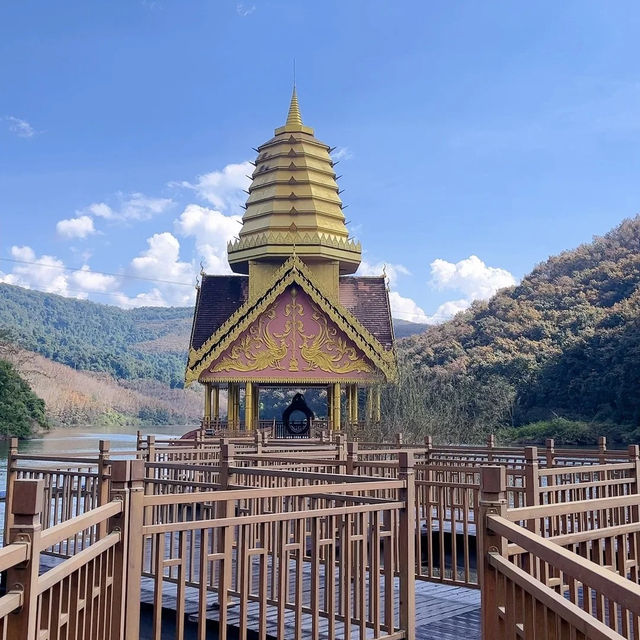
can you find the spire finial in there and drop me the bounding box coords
[286,85,303,128]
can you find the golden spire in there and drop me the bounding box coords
[275,86,314,135]
[286,86,303,127]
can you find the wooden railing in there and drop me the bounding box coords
[141,454,416,640]
[0,453,415,640]
[0,460,142,640]
[479,464,640,639]
[7,436,637,593]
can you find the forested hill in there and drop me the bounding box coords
[0,284,192,388]
[399,216,640,430]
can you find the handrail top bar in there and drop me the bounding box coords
[142,500,405,534]
[506,492,640,520]
[227,465,378,483]
[14,454,99,464]
[143,478,405,506]
[0,542,30,573]
[38,500,122,550]
[538,461,634,476]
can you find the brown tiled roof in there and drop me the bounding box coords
[190,273,394,351]
[339,276,394,350]
[190,275,249,350]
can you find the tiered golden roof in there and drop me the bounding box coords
[227,88,361,274]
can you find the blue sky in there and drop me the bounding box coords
[2,1,640,322]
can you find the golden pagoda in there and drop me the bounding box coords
[186,89,396,435]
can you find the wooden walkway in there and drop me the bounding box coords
[39,551,480,639]
[138,575,480,640]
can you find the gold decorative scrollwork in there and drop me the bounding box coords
[210,304,287,372]
[300,305,373,374]
[209,285,374,377]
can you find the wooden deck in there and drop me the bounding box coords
[137,571,480,640]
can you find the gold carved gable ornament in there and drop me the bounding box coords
[209,286,375,377]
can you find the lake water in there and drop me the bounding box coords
[0,424,189,542]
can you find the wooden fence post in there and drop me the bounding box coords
[524,446,540,530]
[397,451,416,640]
[424,435,433,459]
[598,436,607,464]
[98,439,111,539]
[3,437,19,543]
[135,430,142,453]
[478,465,507,640]
[545,438,555,468]
[110,459,145,640]
[217,441,235,621]
[629,445,640,494]
[336,434,347,461]
[6,479,44,640]
[346,441,358,475]
[254,429,263,455]
[146,434,156,464]
[486,434,496,462]
[219,440,235,491]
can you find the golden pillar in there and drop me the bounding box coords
[253,385,260,425]
[327,385,333,428]
[212,385,220,420]
[366,387,374,422]
[227,383,239,427]
[245,382,254,431]
[204,382,212,421]
[332,382,341,431]
[352,385,359,424]
[234,384,240,427]
[374,385,381,423]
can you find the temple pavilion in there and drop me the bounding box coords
[185,89,397,435]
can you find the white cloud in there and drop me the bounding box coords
[127,232,196,306]
[86,202,115,219]
[236,3,255,16]
[4,116,36,138]
[56,215,96,239]
[69,265,118,292]
[358,254,515,326]
[359,260,410,286]
[78,193,173,223]
[427,298,471,323]
[331,147,353,162]
[389,291,429,324]
[430,255,516,300]
[175,203,242,273]
[173,161,252,213]
[0,246,70,295]
[0,246,120,300]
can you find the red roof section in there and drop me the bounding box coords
[338,276,394,350]
[190,275,249,350]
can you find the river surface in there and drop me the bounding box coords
[0,424,188,541]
